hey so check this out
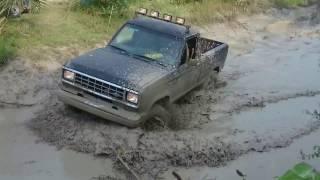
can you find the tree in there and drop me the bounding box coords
[0,0,46,33]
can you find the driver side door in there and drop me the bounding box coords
[169,40,200,101]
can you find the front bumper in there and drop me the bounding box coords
[57,89,145,127]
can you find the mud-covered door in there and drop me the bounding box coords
[169,43,199,100]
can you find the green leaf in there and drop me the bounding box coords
[278,162,320,180]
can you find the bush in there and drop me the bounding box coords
[171,0,203,5]
[0,37,15,65]
[72,0,129,16]
[273,0,308,8]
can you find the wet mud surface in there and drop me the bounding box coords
[162,112,320,180]
[1,5,320,180]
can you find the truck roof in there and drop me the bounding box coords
[127,16,198,39]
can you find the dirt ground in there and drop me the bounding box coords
[0,5,320,180]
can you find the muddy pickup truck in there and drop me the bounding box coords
[58,9,229,127]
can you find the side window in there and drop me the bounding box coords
[187,37,197,60]
[180,37,197,66]
[180,44,189,65]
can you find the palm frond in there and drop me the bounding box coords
[0,0,47,17]
[0,0,47,34]
[0,7,6,33]
[32,0,48,8]
[0,8,6,16]
[0,17,6,34]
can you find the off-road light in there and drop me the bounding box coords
[137,8,148,15]
[150,10,160,18]
[176,17,185,25]
[163,14,172,21]
[127,92,139,104]
[63,70,75,81]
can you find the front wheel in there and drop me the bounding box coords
[143,104,172,130]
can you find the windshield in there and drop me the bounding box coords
[110,24,183,66]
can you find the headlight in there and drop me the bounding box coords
[127,92,138,104]
[63,70,75,81]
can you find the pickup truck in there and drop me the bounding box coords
[58,9,229,127]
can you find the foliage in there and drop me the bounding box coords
[0,0,47,16]
[0,37,15,65]
[278,162,320,180]
[1,0,317,63]
[273,0,308,8]
[0,17,5,33]
[2,1,125,61]
[0,0,47,34]
[171,0,204,5]
[70,0,129,16]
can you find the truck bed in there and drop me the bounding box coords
[199,37,225,54]
[199,37,229,72]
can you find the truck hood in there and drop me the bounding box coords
[65,47,170,91]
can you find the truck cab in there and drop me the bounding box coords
[58,9,229,127]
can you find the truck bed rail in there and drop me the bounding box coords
[199,38,224,54]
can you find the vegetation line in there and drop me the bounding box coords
[0,0,318,66]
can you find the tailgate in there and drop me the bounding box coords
[199,37,229,70]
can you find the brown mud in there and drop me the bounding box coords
[0,5,320,180]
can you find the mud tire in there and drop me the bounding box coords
[198,71,218,90]
[143,104,172,130]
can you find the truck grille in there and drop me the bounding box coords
[74,73,125,101]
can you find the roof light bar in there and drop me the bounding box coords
[176,17,185,25]
[136,8,148,15]
[135,8,187,26]
[150,10,160,18]
[163,14,173,21]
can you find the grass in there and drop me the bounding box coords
[274,0,308,8]
[1,2,127,61]
[0,37,15,65]
[0,0,316,64]
[128,0,257,25]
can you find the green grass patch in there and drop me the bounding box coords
[125,0,258,25]
[0,0,316,62]
[2,2,127,59]
[273,0,308,8]
[0,37,16,65]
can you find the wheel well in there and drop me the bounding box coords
[214,66,220,72]
[154,96,170,107]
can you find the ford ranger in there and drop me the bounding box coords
[58,8,229,127]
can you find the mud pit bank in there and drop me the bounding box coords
[1,5,319,180]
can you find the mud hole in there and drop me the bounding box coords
[28,97,239,178]
[1,5,320,180]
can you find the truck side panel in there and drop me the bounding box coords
[198,38,229,81]
[202,42,229,71]
[198,38,225,54]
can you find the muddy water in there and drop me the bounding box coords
[231,96,320,136]
[164,129,320,180]
[160,94,320,179]
[0,108,116,180]
[225,36,320,95]
[162,95,320,180]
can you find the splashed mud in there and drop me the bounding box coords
[0,5,320,180]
